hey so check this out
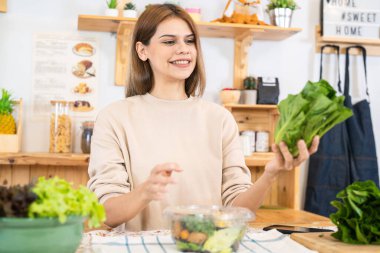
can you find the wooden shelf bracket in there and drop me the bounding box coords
[115,21,134,86]
[234,29,258,89]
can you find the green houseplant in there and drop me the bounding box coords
[267,0,297,11]
[267,0,298,28]
[106,0,117,9]
[242,76,257,104]
[105,0,118,16]
[123,2,137,18]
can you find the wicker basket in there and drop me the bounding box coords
[0,99,22,153]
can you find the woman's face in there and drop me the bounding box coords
[138,17,197,84]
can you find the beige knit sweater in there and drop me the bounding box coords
[88,93,252,231]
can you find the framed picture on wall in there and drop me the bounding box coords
[321,0,380,40]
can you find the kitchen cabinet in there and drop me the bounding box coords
[0,153,89,188]
[0,147,300,209]
[77,15,301,87]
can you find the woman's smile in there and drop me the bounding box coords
[169,58,192,68]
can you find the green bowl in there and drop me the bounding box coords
[0,216,84,253]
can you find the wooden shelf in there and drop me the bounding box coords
[78,15,301,40]
[0,153,89,166]
[224,104,278,110]
[245,152,275,167]
[77,15,301,87]
[0,152,271,167]
[316,26,380,56]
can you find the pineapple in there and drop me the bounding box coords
[0,89,16,134]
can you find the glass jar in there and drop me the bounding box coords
[81,121,94,154]
[49,100,73,153]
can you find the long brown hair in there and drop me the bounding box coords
[125,4,206,98]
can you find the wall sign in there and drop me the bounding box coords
[323,0,380,39]
[31,32,99,118]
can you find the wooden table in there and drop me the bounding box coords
[252,208,334,228]
[254,209,380,252]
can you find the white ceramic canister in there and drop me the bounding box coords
[241,130,256,153]
[239,134,252,156]
[256,131,269,152]
[242,90,257,105]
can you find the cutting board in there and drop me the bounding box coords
[291,232,380,253]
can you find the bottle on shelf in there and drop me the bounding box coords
[49,100,73,153]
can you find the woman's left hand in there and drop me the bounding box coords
[265,136,320,177]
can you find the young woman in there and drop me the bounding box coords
[88,4,319,231]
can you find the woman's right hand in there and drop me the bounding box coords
[140,163,182,201]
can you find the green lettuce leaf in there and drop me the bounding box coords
[28,177,105,228]
[330,180,380,244]
[275,80,353,157]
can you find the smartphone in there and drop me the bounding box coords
[262,225,334,234]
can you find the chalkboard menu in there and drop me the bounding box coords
[322,0,380,39]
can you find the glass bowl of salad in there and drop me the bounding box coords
[164,205,254,253]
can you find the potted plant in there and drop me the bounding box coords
[220,88,241,105]
[242,76,257,104]
[267,0,298,28]
[105,0,118,17]
[0,177,105,253]
[123,2,137,18]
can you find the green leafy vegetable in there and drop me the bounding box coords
[0,184,37,217]
[330,180,380,244]
[28,177,105,228]
[182,215,216,236]
[275,79,353,157]
[176,240,203,252]
[203,228,241,253]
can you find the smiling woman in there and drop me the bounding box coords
[126,4,205,98]
[87,3,319,233]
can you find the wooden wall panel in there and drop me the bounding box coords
[11,165,30,186]
[0,164,89,188]
[250,166,299,209]
[0,165,12,187]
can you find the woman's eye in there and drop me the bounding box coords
[163,40,175,45]
[186,39,195,44]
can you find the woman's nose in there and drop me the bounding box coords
[176,42,190,55]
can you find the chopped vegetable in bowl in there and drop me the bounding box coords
[164,205,254,253]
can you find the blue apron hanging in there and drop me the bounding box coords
[343,46,379,185]
[304,45,352,217]
[305,45,379,217]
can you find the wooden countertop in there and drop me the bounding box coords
[0,152,274,167]
[251,208,334,228]
[0,153,89,166]
[87,208,333,232]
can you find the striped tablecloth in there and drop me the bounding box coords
[78,228,318,253]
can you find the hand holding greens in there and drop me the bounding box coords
[274,80,353,157]
[330,180,380,244]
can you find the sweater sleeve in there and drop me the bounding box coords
[221,110,252,206]
[87,108,132,204]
